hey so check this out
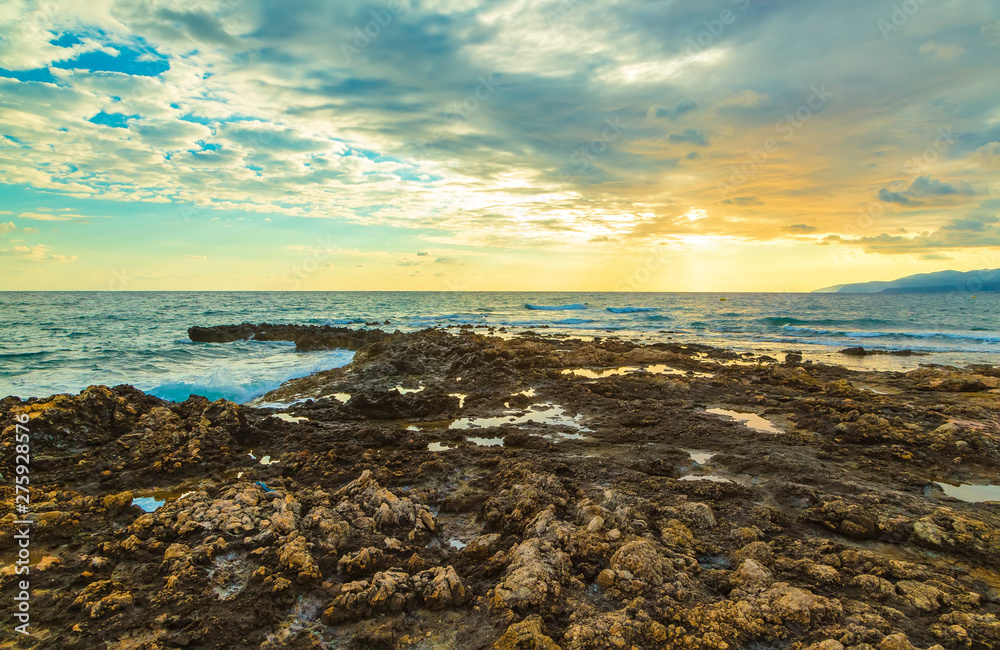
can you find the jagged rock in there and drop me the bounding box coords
[683,502,716,529]
[494,615,560,649]
[491,539,571,614]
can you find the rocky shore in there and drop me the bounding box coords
[2,325,999,649]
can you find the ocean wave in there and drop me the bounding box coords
[781,326,1000,344]
[0,350,54,360]
[606,307,656,313]
[553,318,596,325]
[525,303,587,311]
[144,349,354,404]
[646,314,673,321]
[408,313,482,321]
[760,316,893,328]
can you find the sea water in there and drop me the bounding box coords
[1,291,998,401]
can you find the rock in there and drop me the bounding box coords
[852,574,896,600]
[163,543,190,562]
[682,502,716,529]
[278,532,321,582]
[660,519,694,549]
[896,580,944,613]
[71,581,134,619]
[415,565,469,609]
[494,615,560,649]
[338,547,384,576]
[734,541,773,566]
[606,539,671,593]
[464,533,503,560]
[767,583,842,626]
[806,642,844,650]
[732,558,772,588]
[491,539,570,614]
[323,565,468,623]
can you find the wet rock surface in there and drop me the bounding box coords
[2,326,999,648]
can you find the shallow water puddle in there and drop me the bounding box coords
[449,539,468,550]
[273,413,309,423]
[564,365,712,379]
[427,442,455,452]
[409,402,589,435]
[679,474,732,483]
[320,392,351,403]
[131,486,196,512]
[936,482,1000,503]
[468,436,504,447]
[449,393,467,408]
[687,450,715,465]
[456,402,590,431]
[396,385,424,394]
[564,367,639,378]
[249,449,279,465]
[706,408,781,434]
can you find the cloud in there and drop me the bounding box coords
[908,175,975,197]
[914,253,953,260]
[919,41,965,59]
[876,175,976,206]
[667,128,709,146]
[17,212,79,221]
[941,215,999,231]
[22,227,39,234]
[972,142,1000,168]
[3,244,77,262]
[0,0,998,271]
[722,196,761,206]
[186,254,207,259]
[719,90,769,109]
[983,20,1000,45]
[647,98,697,120]
[783,224,817,233]
[0,221,15,233]
[877,188,913,204]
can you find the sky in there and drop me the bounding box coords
[0,0,999,291]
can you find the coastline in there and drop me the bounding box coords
[2,325,999,648]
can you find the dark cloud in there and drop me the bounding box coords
[649,98,697,120]
[942,215,999,231]
[667,128,709,146]
[876,176,976,206]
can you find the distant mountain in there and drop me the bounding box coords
[814,269,1000,294]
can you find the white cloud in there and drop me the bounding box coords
[0,221,16,233]
[919,41,965,59]
[5,243,77,262]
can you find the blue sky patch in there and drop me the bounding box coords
[89,111,138,128]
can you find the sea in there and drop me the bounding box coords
[2,291,998,402]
